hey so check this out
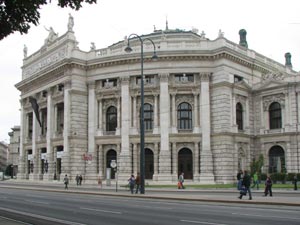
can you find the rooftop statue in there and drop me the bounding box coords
[239,29,248,48]
[90,42,96,51]
[285,52,292,67]
[68,13,74,32]
[44,26,58,45]
[23,44,28,58]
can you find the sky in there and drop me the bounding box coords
[0,0,300,142]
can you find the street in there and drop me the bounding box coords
[0,187,299,225]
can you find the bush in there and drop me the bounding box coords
[260,173,267,181]
[270,173,287,183]
[287,173,296,181]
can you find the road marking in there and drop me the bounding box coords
[80,207,122,214]
[0,207,85,225]
[26,200,49,205]
[232,213,300,220]
[0,215,32,225]
[180,220,228,225]
[132,204,173,210]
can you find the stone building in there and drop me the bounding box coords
[0,141,8,172]
[7,126,20,176]
[15,19,300,184]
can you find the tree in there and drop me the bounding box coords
[0,0,96,40]
[250,154,264,175]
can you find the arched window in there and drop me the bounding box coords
[177,102,192,130]
[144,103,153,130]
[268,146,285,173]
[269,102,282,129]
[106,106,117,131]
[106,149,117,179]
[236,103,243,130]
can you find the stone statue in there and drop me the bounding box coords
[239,29,248,48]
[68,13,74,32]
[44,26,58,44]
[90,42,96,51]
[23,44,28,58]
[218,29,224,38]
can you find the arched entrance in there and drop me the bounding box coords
[106,149,117,179]
[145,148,154,179]
[268,145,285,173]
[178,148,193,179]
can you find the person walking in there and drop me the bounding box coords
[264,176,273,196]
[178,172,185,189]
[293,175,298,191]
[63,174,69,190]
[75,174,79,186]
[98,176,102,189]
[79,175,83,185]
[128,174,135,194]
[238,170,252,200]
[135,172,140,194]
[236,170,243,190]
[251,172,259,190]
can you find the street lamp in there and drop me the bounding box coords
[125,34,157,194]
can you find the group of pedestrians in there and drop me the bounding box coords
[128,172,141,194]
[237,170,274,200]
[75,174,83,186]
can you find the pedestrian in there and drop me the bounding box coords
[76,174,79,186]
[236,170,243,190]
[135,172,140,194]
[264,176,273,196]
[98,176,102,189]
[178,172,185,189]
[293,175,298,190]
[79,175,83,185]
[63,174,69,190]
[251,171,259,190]
[128,174,135,194]
[238,170,252,200]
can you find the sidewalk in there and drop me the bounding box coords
[1,179,299,207]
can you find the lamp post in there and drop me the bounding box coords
[125,34,157,194]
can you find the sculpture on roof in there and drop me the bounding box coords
[68,13,74,32]
[44,26,58,45]
[23,44,28,58]
[90,42,96,51]
[218,29,224,38]
[285,52,292,68]
[239,29,248,48]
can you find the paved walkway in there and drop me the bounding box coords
[1,180,299,206]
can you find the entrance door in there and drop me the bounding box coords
[178,148,193,179]
[106,149,117,179]
[145,148,154,179]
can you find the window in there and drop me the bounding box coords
[41,108,47,135]
[56,103,64,133]
[175,73,194,82]
[106,106,117,131]
[144,104,153,130]
[234,75,243,83]
[136,75,155,85]
[268,146,285,173]
[269,102,282,129]
[103,79,117,87]
[28,113,33,139]
[177,102,192,130]
[236,103,243,130]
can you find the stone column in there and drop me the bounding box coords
[153,94,159,134]
[193,93,200,133]
[171,93,177,133]
[152,143,159,181]
[17,100,26,179]
[118,76,131,181]
[31,102,39,180]
[86,81,97,181]
[98,145,104,179]
[199,73,215,183]
[116,97,121,135]
[62,80,71,177]
[97,98,103,135]
[245,98,249,130]
[158,73,172,181]
[193,142,200,181]
[172,142,178,181]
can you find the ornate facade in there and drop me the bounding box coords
[15,20,300,184]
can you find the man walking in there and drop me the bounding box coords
[135,172,140,194]
[238,170,252,200]
[63,174,69,190]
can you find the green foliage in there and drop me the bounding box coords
[250,154,264,175]
[260,173,267,181]
[0,0,96,40]
[270,173,287,183]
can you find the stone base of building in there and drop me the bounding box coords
[155,173,173,182]
[199,173,215,184]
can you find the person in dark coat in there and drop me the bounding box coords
[238,170,252,200]
[264,176,273,196]
[236,170,243,190]
[293,175,298,190]
[135,172,140,194]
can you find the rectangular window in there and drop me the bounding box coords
[175,73,194,82]
[136,75,155,85]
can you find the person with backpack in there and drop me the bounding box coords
[238,170,252,200]
[128,174,135,194]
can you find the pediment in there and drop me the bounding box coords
[234,80,251,90]
[254,79,286,91]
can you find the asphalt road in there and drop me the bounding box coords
[0,188,300,225]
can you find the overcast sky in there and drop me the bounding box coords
[0,0,299,142]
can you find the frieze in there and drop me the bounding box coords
[23,47,68,79]
[263,93,285,111]
[262,71,285,82]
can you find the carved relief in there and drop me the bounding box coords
[262,70,285,82]
[200,72,211,81]
[103,99,117,111]
[159,73,169,82]
[176,94,194,107]
[263,93,285,111]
